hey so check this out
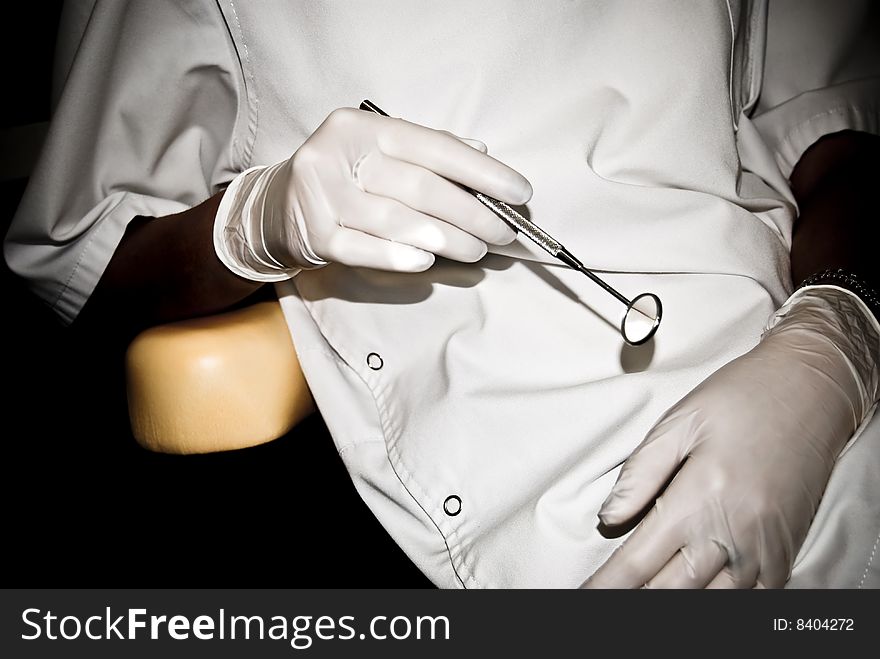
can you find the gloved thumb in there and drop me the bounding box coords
[598,412,692,526]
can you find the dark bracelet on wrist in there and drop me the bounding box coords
[798,268,880,320]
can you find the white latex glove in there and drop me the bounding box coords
[213,107,531,281]
[583,286,880,589]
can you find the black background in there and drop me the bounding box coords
[2,3,430,588]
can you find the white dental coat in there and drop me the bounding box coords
[6,0,880,587]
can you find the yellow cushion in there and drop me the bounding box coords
[126,301,314,454]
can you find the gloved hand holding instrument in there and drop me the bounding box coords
[213,105,532,280]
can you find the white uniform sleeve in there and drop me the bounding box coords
[4,0,244,324]
[751,0,880,178]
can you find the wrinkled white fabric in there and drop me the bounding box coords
[6,0,241,323]
[6,0,880,588]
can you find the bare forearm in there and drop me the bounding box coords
[76,190,264,335]
[789,130,879,292]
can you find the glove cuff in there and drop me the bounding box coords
[763,284,880,413]
[213,165,298,282]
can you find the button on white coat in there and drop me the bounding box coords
[366,353,383,370]
[443,495,462,517]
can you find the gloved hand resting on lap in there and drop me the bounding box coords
[584,286,880,589]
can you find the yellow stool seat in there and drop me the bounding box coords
[125,301,314,454]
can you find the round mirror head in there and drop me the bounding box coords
[621,293,662,346]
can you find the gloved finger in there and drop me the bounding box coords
[706,564,759,589]
[338,190,488,263]
[644,541,728,589]
[705,569,737,589]
[355,153,516,245]
[582,504,683,588]
[377,115,533,205]
[320,225,435,272]
[438,130,488,154]
[598,416,690,526]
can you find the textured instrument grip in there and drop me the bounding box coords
[473,191,562,255]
